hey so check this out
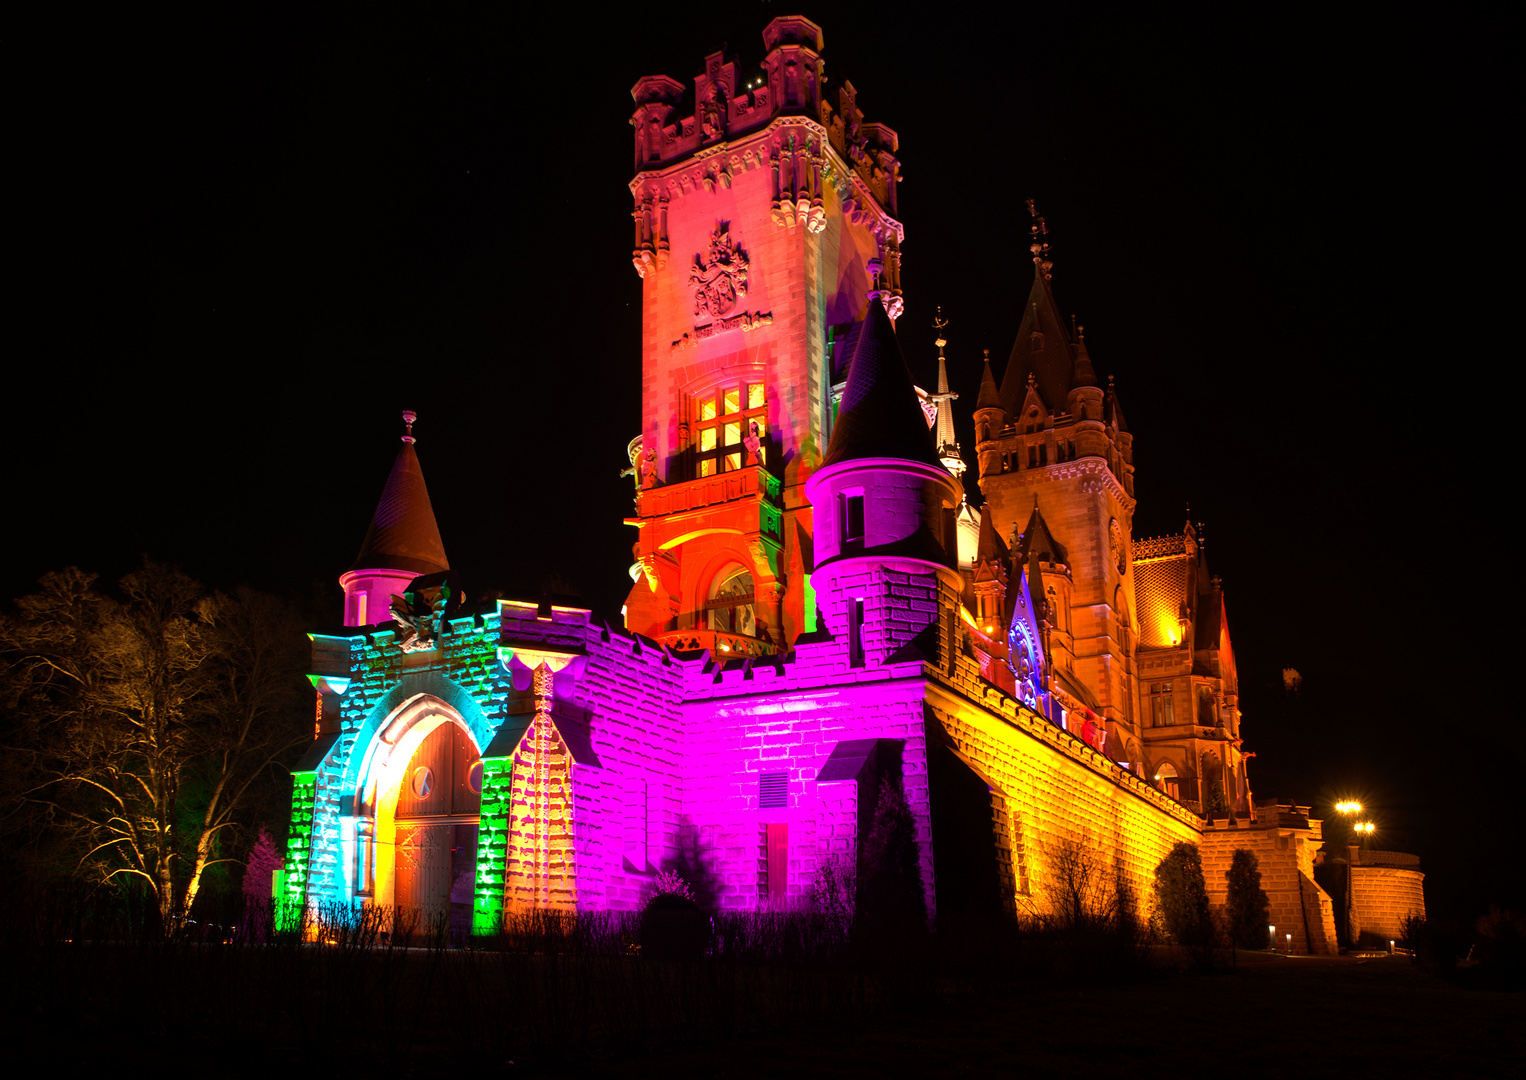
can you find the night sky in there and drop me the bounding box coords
[15,6,1513,922]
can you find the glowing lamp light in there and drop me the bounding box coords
[1335,801,1363,815]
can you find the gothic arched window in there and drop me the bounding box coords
[705,565,757,637]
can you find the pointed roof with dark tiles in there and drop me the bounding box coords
[999,263,1075,415]
[822,297,945,470]
[975,350,1004,412]
[350,437,450,577]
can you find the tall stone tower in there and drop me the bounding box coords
[622,16,905,656]
[974,211,1142,758]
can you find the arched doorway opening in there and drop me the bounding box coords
[393,724,481,935]
[358,697,482,939]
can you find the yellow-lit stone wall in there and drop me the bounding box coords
[926,677,1201,918]
[1199,813,1338,955]
[1351,864,1426,943]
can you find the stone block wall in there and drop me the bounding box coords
[1199,817,1336,955]
[679,626,935,910]
[1351,865,1426,943]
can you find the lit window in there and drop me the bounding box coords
[693,380,766,477]
[704,565,757,637]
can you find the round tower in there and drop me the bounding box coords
[805,298,963,665]
[339,411,451,627]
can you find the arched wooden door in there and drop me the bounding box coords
[393,723,482,938]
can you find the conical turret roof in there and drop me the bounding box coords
[1070,327,1099,390]
[823,298,944,469]
[975,349,1003,411]
[349,418,450,577]
[999,264,1074,415]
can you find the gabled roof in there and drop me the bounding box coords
[349,433,450,577]
[1014,503,1067,567]
[999,264,1075,415]
[823,298,945,469]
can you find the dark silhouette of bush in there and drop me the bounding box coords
[856,775,926,950]
[1225,848,1271,949]
[1153,842,1215,965]
[639,878,708,960]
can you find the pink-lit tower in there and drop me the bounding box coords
[338,411,450,626]
[623,16,905,655]
[804,297,964,664]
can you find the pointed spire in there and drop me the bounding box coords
[823,298,944,469]
[999,258,1074,415]
[1070,321,1098,389]
[976,348,1002,411]
[349,411,450,576]
[1105,374,1129,433]
[929,308,964,478]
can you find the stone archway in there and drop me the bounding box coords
[357,696,482,936]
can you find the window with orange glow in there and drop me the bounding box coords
[704,565,757,637]
[693,381,766,477]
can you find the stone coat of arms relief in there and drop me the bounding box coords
[690,221,748,319]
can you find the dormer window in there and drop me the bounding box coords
[694,381,766,477]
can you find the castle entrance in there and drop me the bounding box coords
[389,721,482,940]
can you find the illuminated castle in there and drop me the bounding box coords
[280,16,1354,951]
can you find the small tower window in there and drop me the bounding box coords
[848,597,865,668]
[841,492,865,547]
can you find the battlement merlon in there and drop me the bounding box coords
[628,16,901,217]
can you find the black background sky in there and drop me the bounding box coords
[14,4,1515,924]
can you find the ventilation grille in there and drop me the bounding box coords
[759,772,788,809]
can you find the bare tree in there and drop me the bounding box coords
[0,564,309,924]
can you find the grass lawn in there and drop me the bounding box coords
[557,954,1525,1079]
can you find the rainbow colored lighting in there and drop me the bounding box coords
[276,769,318,931]
[471,756,514,936]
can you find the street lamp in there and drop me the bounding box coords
[1269,924,1275,952]
[1332,800,1366,950]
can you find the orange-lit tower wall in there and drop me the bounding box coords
[975,242,1143,766]
[622,16,905,656]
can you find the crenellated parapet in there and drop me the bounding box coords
[628,16,902,281]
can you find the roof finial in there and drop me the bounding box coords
[1026,197,1052,280]
[1027,371,1037,390]
[401,410,417,445]
[983,347,991,363]
[933,306,948,354]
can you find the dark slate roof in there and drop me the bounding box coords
[829,321,864,382]
[975,503,1010,567]
[999,264,1075,415]
[1070,334,1099,390]
[350,440,451,576]
[822,298,945,469]
[1015,504,1067,567]
[975,352,1004,412]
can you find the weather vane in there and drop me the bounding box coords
[933,306,949,354]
